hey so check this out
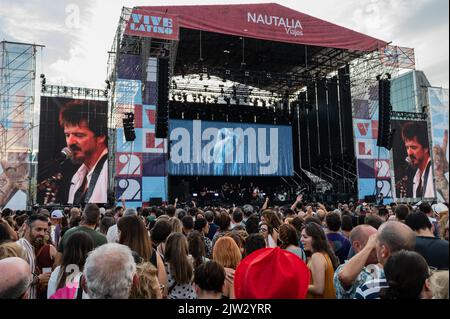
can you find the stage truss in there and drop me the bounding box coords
[0,41,44,209]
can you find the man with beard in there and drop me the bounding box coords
[16,214,51,299]
[401,121,435,199]
[59,101,108,205]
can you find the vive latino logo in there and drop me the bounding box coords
[128,12,175,38]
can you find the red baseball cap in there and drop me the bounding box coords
[234,247,310,299]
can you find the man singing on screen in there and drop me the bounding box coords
[59,101,108,205]
[401,121,435,199]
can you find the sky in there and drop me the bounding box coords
[0,0,448,88]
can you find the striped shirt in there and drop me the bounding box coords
[17,238,36,299]
[355,276,388,299]
[334,263,383,299]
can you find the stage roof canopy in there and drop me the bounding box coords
[127,3,389,93]
[136,3,387,52]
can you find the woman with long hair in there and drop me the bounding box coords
[47,232,93,298]
[211,211,231,248]
[213,236,242,299]
[279,224,306,262]
[118,216,167,296]
[169,217,183,234]
[129,262,163,299]
[380,250,433,299]
[187,230,208,269]
[261,209,282,247]
[301,222,339,299]
[164,232,196,299]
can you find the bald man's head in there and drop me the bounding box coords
[376,221,416,265]
[350,225,377,246]
[349,225,379,265]
[0,257,32,299]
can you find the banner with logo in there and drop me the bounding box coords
[352,83,393,203]
[134,3,386,51]
[169,120,294,176]
[428,87,449,203]
[391,120,435,200]
[125,9,179,40]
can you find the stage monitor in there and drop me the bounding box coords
[37,97,109,205]
[169,120,294,176]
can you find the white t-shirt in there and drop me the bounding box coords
[68,149,108,204]
[106,224,119,243]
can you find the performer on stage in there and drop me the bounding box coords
[59,100,108,205]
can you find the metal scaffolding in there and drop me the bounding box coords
[107,7,179,193]
[0,41,43,209]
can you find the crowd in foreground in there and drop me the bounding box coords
[0,195,448,299]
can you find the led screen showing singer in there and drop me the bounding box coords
[391,120,435,200]
[37,97,108,205]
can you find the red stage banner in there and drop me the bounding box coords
[125,9,180,41]
[134,3,386,52]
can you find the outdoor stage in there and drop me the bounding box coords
[4,3,445,211]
